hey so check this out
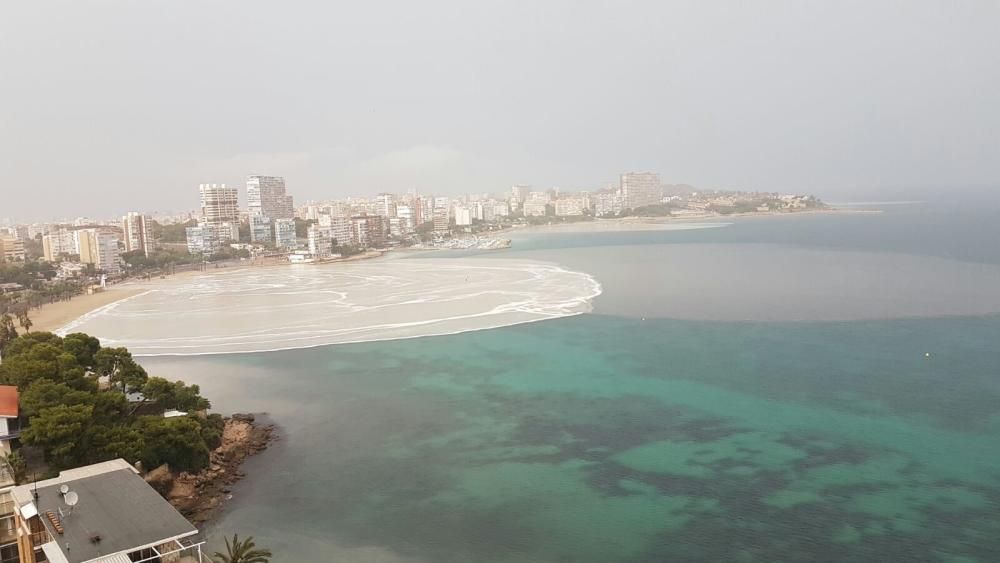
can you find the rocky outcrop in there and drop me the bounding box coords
[145,413,276,525]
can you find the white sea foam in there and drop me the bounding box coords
[60,258,602,356]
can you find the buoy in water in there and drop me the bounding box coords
[925,352,931,358]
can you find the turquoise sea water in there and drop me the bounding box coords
[144,201,1000,562]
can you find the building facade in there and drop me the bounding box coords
[249,215,273,244]
[0,237,25,263]
[273,218,297,250]
[121,212,153,257]
[77,230,121,275]
[307,224,332,257]
[594,192,624,217]
[188,184,240,254]
[620,172,662,210]
[247,176,293,221]
[554,197,585,216]
[453,206,472,226]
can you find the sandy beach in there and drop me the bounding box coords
[502,208,873,235]
[58,257,602,355]
[27,287,146,333]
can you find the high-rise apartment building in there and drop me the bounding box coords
[273,218,297,250]
[0,236,25,262]
[350,215,388,248]
[249,215,273,244]
[433,208,449,233]
[395,204,415,234]
[185,225,209,255]
[511,185,530,208]
[121,212,153,257]
[200,183,239,225]
[41,230,79,261]
[246,176,294,220]
[620,172,662,210]
[323,216,353,247]
[78,230,121,275]
[454,206,472,226]
[307,224,332,257]
[188,184,239,254]
[375,193,397,218]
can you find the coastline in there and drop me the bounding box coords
[26,208,870,336]
[147,413,277,526]
[502,207,878,235]
[27,287,146,333]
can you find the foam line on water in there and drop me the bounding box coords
[62,258,603,356]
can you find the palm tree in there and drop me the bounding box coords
[212,534,272,563]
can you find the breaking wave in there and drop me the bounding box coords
[60,258,602,356]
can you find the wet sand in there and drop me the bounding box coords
[59,257,602,355]
[28,287,145,333]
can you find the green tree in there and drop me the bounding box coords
[142,377,210,412]
[95,347,148,393]
[83,425,143,464]
[1,451,27,484]
[0,314,18,355]
[213,535,272,563]
[137,416,211,472]
[19,380,94,419]
[0,342,65,389]
[62,332,101,368]
[22,404,94,468]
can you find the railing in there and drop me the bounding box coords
[107,539,205,563]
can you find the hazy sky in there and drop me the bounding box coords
[2,1,998,221]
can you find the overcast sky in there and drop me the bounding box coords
[2,1,998,221]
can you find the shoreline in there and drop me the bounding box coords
[147,413,277,526]
[27,207,870,336]
[504,207,879,234]
[27,287,146,333]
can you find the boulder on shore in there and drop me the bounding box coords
[144,463,174,496]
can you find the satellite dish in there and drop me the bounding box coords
[59,485,69,495]
[64,492,79,507]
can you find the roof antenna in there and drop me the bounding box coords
[64,491,79,515]
[32,473,38,501]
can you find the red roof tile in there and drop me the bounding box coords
[0,386,18,418]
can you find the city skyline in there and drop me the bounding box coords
[3,1,998,222]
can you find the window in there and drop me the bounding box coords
[128,547,160,562]
[0,543,18,563]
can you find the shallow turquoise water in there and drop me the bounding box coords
[142,202,1000,562]
[146,313,1000,562]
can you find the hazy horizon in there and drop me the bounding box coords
[2,0,998,221]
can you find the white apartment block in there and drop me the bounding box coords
[454,206,472,226]
[274,218,298,250]
[554,198,585,216]
[523,201,548,217]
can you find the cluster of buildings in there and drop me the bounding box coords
[0,388,205,563]
[1,214,154,279]
[185,177,298,255]
[2,170,822,269]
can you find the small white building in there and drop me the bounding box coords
[554,198,585,216]
[523,202,548,217]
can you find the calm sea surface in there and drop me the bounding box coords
[144,201,1000,562]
